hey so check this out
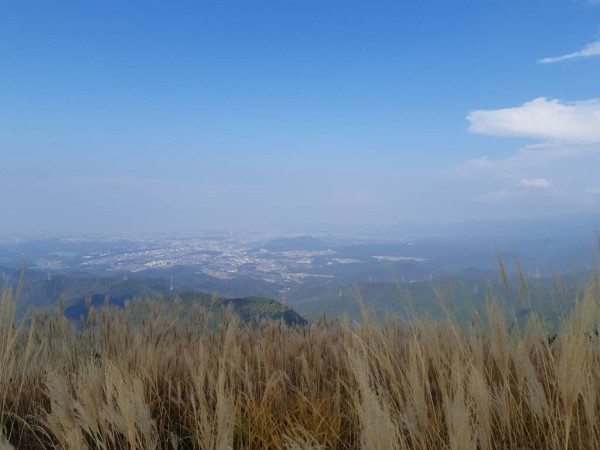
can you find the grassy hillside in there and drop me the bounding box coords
[1,269,600,448]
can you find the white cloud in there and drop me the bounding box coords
[538,40,600,64]
[517,178,552,189]
[467,97,600,144]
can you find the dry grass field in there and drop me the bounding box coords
[2,268,600,449]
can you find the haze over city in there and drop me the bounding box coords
[2,1,600,234]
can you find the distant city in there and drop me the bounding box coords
[1,213,598,321]
[0,232,427,287]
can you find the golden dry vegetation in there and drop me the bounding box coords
[1,269,600,449]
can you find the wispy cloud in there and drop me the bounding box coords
[538,40,600,64]
[454,143,600,175]
[467,97,600,144]
[474,179,553,203]
[517,178,551,189]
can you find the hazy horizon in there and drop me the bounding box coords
[2,2,600,234]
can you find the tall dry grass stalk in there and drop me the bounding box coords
[1,267,600,449]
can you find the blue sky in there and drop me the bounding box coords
[1,1,600,233]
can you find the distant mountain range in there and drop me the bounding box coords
[384,212,600,242]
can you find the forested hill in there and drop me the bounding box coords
[0,267,306,326]
[63,292,307,326]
